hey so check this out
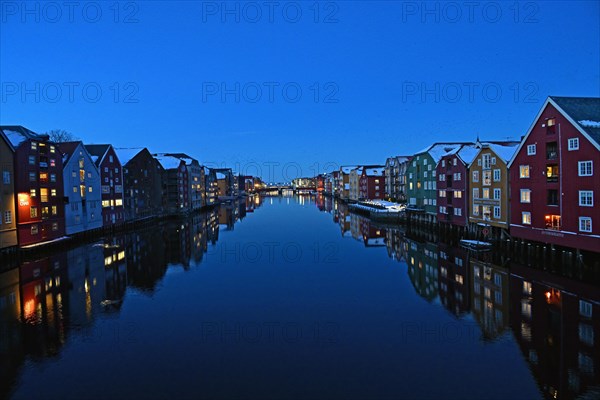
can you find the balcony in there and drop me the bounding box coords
[546,142,558,160]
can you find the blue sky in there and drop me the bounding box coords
[1,1,599,182]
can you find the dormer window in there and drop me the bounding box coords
[546,118,556,134]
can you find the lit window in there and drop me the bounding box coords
[51,189,57,197]
[522,212,531,225]
[579,191,593,206]
[523,281,532,295]
[578,161,593,176]
[30,207,38,218]
[519,165,530,178]
[30,189,37,197]
[52,206,57,215]
[50,145,55,153]
[88,186,93,193]
[482,188,490,199]
[520,189,531,203]
[40,188,48,202]
[31,225,38,235]
[73,186,77,193]
[52,222,58,231]
[115,199,123,206]
[454,190,462,198]
[473,205,479,216]
[579,217,592,233]
[568,138,579,151]
[527,144,536,155]
[31,142,37,150]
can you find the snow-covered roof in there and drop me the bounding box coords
[2,129,27,148]
[488,142,519,162]
[0,126,45,149]
[364,167,385,175]
[417,142,470,163]
[340,165,358,174]
[115,148,144,166]
[216,172,226,179]
[154,155,183,170]
[455,144,481,164]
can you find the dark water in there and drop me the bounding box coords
[1,194,599,400]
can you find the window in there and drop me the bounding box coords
[546,165,559,182]
[28,155,35,165]
[40,188,48,203]
[491,157,496,165]
[568,138,579,150]
[51,189,57,197]
[88,186,93,193]
[102,200,110,208]
[578,161,593,176]
[482,205,491,220]
[472,188,479,199]
[50,173,56,182]
[520,189,531,203]
[423,159,427,165]
[546,142,558,160]
[493,206,501,219]
[522,212,531,225]
[31,225,38,235]
[579,191,593,206]
[453,158,457,166]
[547,189,559,206]
[579,323,594,347]
[472,171,479,182]
[52,222,58,231]
[483,170,492,186]
[4,211,12,224]
[519,165,530,178]
[50,145,55,153]
[527,144,536,155]
[493,188,501,200]
[454,190,462,198]
[545,214,561,230]
[424,171,428,178]
[493,169,501,181]
[2,171,9,184]
[51,206,57,215]
[115,168,119,173]
[29,172,36,182]
[579,217,592,232]
[104,167,108,172]
[439,190,446,198]
[473,205,479,216]
[30,189,37,197]
[109,155,114,163]
[30,207,38,218]
[580,300,592,318]
[523,281,532,295]
[115,199,123,206]
[477,159,481,166]
[442,160,446,167]
[31,142,37,150]
[482,188,490,199]
[454,208,462,216]
[483,154,491,169]
[73,186,77,193]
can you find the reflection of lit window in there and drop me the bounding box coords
[521,322,531,341]
[521,300,532,318]
[578,353,594,375]
[523,281,532,295]
[580,300,592,318]
[579,323,594,346]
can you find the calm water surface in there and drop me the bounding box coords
[1,195,599,399]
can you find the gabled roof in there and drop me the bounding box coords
[115,148,145,166]
[509,96,600,167]
[417,142,472,163]
[153,154,185,170]
[84,144,112,167]
[550,96,600,147]
[486,142,520,162]
[56,141,83,164]
[0,125,48,149]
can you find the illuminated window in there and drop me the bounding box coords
[523,281,532,295]
[102,200,110,208]
[520,189,531,203]
[454,190,462,198]
[522,212,531,225]
[30,189,37,197]
[50,145,55,153]
[546,165,559,182]
[482,188,490,199]
[40,188,48,203]
[51,206,57,215]
[545,214,561,230]
[51,189,57,197]
[30,207,38,218]
[31,142,37,150]
[482,205,491,220]
[88,186,93,193]
[31,225,38,235]
[473,205,479,216]
[519,165,530,178]
[115,199,123,206]
[39,172,48,183]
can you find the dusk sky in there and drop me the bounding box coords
[1,1,599,182]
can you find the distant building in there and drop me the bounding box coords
[359,166,385,200]
[205,168,218,206]
[405,142,470,223]
[85,144,125,226]
[154,154,188,214]
[436,144,480,228]
[1,126,66,246]
[509,96,600,252]
[348,167,362,202]
[384,156,411,203]
[468,141,519,236]
[338,166,357,201]
[57,142,103,235]
[0,129,18,249]
[116,148,165,220]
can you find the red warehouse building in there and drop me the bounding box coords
[509,96,600,253]
[0,126,66,247]
[85,144,125,226]
[359,166,385,200]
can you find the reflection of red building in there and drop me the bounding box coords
[316,175,325,192]
[509,262,600,400]
[1,126,66,246]
[437,243,470,317]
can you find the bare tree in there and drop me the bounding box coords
[46,129,78,142]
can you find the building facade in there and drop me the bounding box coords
[384,156,410,203]
[154,155,188,214]
[118,148,165,220]
[359,166,385,200]
[85,145,125,226]
[0,129,17,249]
[468,142,519,236]
[1,126,65,246]
[58,142,103,235]
[509,96,600,253]
[349,167,362,202]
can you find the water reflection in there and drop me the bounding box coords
[318,194,600,400]
[1,194,598,399]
